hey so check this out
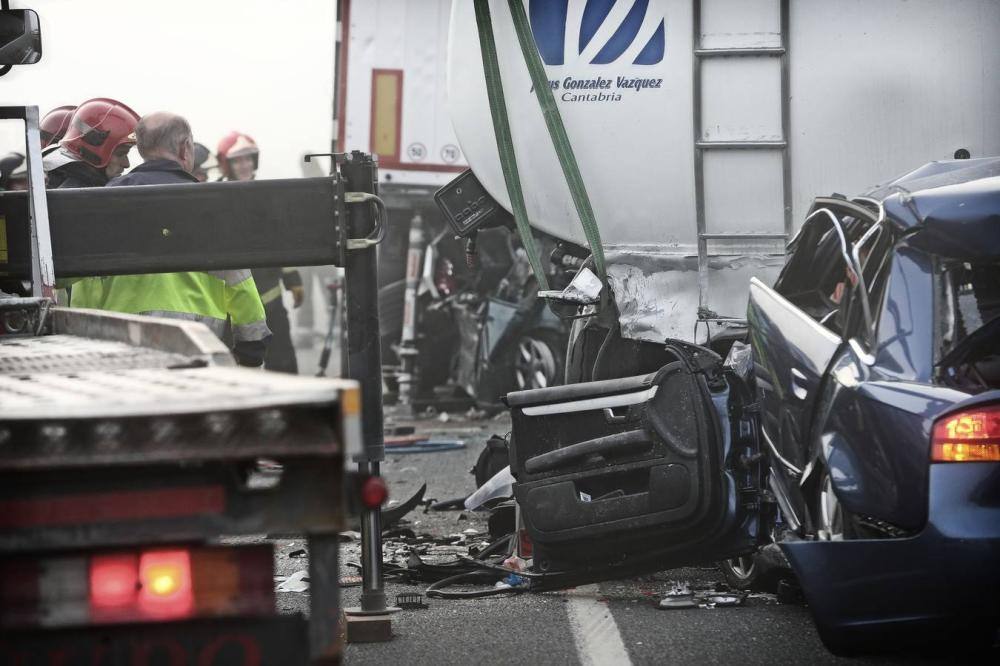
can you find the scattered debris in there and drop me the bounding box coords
[388,440,466,454]
[657,582,747,610]
[339,575,363,587]
[502,555,527,573]
[658,594,697,610]
[276,570,310,593]
[381,484,427,527]
[396,592,429,610]
[465,407,488,420]
[383,527,417,540]
[437,412,451,423]
[386,434,429,447]
[429,497,466,511]
[465,465,514,510]
[287,548,307,559]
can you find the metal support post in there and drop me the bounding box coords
[339,151,398,622]
[0,106,55,298]
[396,212,424,408]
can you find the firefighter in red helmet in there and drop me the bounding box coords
[218,131,305,373]
[38,105,76,149]
[45,98,140,188]
[216,131,259,182]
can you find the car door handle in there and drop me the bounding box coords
[603,407,628,425]
[790,368,809,400]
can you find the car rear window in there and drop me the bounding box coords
[939,261,1000,357]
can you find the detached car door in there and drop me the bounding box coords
[504,342,760,588]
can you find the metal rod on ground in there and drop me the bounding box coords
[396,211,424,409]
[339,151,396,619]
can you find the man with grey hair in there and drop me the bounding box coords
[68,111,272,366]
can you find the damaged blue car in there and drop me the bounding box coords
[505,158,999,654]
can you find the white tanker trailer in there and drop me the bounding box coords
[446,0,1000,374]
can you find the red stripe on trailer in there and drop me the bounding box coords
[0,486,226,529]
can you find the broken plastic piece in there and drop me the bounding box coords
[658,594,697,610]
[464,465,514,511]
[276,570,309,593]
[723,341,753,379]
[538,266,603,304]
[396,592,429,609]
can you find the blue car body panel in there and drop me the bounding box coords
[749,160,1000,648]
[781,462,1000,649]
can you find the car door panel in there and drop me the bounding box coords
[748,278,843,474]
[505,348,758,585]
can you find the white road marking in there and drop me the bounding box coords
[564,584,633,666]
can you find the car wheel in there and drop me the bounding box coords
[513,331,564,391]
[718,554,759,589]
[815,466,861,541]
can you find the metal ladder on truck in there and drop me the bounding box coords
[692,0,791,323]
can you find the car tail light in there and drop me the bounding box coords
[931,404,1000,462]
[517,529,533,559]
[0,544,274,630]
[360,475,389,509]
[138,550,193,618]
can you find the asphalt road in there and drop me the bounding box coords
[268,404,996,665]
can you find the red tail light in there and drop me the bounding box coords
[360,475,389,509]
[1,545,274,629]
[518,529,533,559]
[931,404,1000,462]
[90,553,139,613]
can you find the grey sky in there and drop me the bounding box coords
[1,0,335,179]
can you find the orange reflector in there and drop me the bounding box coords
[138,550,192,618]
[932,442,1000,462]
[931,404,1000,462]
[342,386,361,417]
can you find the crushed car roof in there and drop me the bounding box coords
[865,157,1000,260]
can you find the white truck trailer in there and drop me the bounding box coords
[446,0,1000,359]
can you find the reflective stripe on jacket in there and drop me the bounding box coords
[69,159,272,366]
[69,270,268,340]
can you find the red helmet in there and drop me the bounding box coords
[216,131,259,178]
[39,106,77,148]
[60,98,140,168]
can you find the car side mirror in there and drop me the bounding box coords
[0,9,42,67]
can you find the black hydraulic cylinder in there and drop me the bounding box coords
[340,151,384,464]
[339,151,388,615]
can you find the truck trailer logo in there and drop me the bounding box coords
[530,0,665,66]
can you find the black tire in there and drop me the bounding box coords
[511,329,565,391]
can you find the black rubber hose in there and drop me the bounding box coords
[474,534,513,560]
[425,570,525,599]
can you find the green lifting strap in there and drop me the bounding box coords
[474,0,549,291]
[505,0,607,281]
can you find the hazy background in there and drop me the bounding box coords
[0,0,336,179]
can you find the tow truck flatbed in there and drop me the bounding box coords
[0,301,359,662]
